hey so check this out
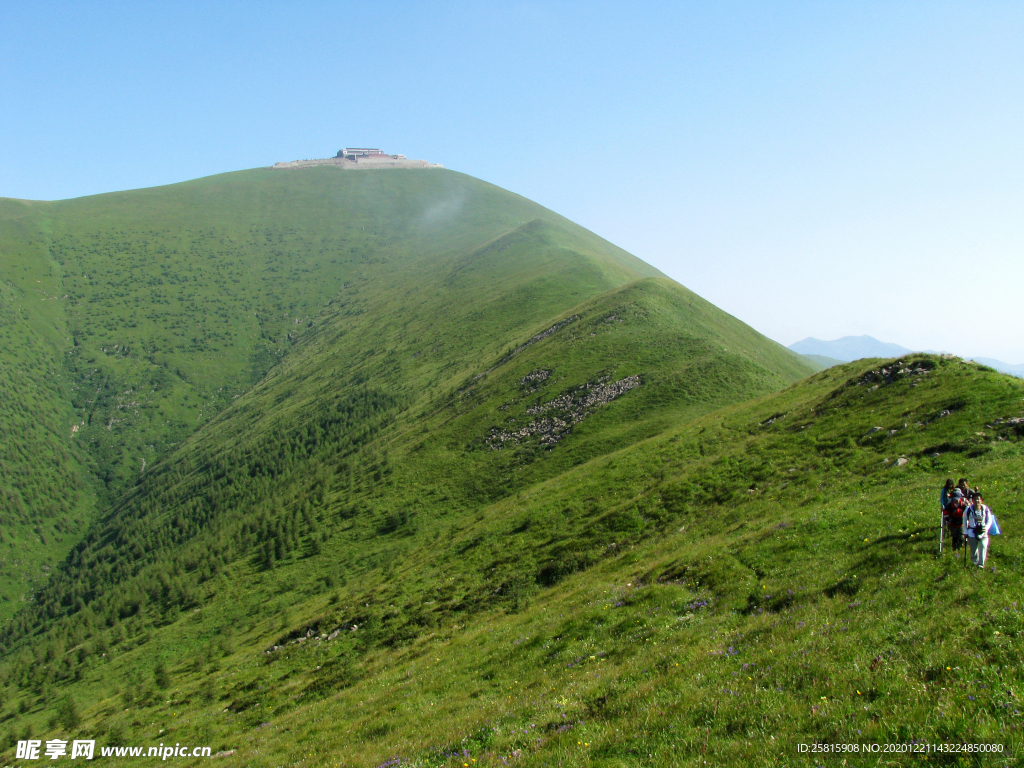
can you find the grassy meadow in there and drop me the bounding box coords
[2,354,1021,767]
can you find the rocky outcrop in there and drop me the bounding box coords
[264,624,358,654]
[859,360,934,388]
[987,415,1024,439]
[486,375,640,450]
[519,369,551,391]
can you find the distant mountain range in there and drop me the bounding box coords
[789,335,1024,378]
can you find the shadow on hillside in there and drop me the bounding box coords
[819,526,934,598]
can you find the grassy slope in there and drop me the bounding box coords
[4,340,1024,767]
[12,168,1021,768]
[0,164,817,759]
[1,166,733,617]
[800,353,844,371]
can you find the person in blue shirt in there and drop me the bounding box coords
[940,478,955,511]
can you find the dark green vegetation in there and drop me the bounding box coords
[0,199,97,614]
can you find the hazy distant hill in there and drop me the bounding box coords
[789,335,1023,377]
[789,335,913,361]
[973,357,1024,377]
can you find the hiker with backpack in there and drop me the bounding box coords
[943,486,967,553]
[963,491,994,568]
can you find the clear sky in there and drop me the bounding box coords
[3,1,1022,363]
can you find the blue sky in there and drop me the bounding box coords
[3,1,1023,362]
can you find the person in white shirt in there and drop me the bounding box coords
[962,492,993,568]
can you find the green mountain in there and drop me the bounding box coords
[0,167,808,618]
[2,167,1020,766]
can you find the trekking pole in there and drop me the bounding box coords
[939,509,944,555]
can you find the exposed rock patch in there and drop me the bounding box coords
[988,416,1024,428]
[987,415,1024,439]
[519,369,551,392]
[859,360,934,388]
[486,374,640,450]
[265,624,358,654]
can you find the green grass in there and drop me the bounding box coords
[17,167,1017,766]
[800,353,845,371]
[0,352,1021,766]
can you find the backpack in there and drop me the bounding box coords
[944,497,967,523]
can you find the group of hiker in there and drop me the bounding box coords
[939,478,1000,568]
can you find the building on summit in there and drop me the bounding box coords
[336,148,408,161]
[273,148,440,171]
